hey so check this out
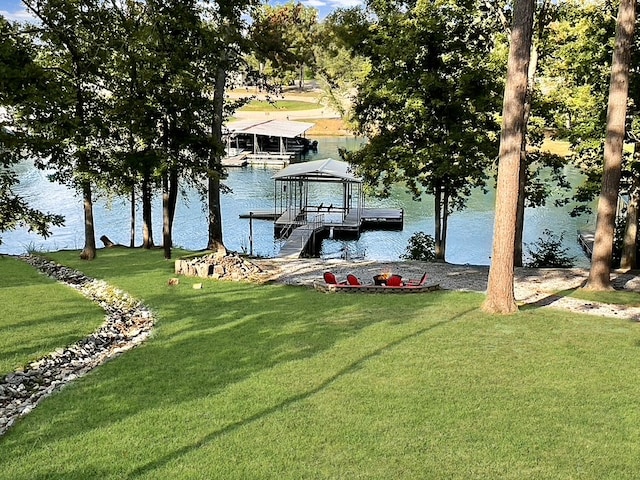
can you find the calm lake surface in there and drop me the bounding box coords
[2,136,592,267]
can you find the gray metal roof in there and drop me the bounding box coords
[226,119,315,138]
[272,158,362,182]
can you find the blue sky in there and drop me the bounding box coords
[0,0,360,22]
[0,0,34,22]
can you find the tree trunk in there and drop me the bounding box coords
[482,0,535,315]
[514,154,527,267]
[208,66,226,254]
[130,185,136,248]
[162,172,171,259]
[298,63,305,91]
[434,182,445,261]
[620,173,640,270]
[441,186,449,261]
[514,43,538,267]
[585,0,636,290]
[141,171,154,249]
[162,167,179,260]
[79,180,97,260]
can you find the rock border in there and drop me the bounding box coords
[0,255,155,436]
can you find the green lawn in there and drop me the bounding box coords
[0,255,105,375]
[239,99,319,111]
[560,287,640,306]
[2,249,640,479]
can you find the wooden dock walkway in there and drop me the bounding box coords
[360,208,404,229]
[277,223,323,258]
[239,210,279,220]
[578,230,594,258]
[222,152,294,167]
[275,207,403,258]
[221,152,249,167]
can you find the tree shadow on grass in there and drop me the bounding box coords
[0,281,469,477]
[126,306,476,479]
[518,289,579,311]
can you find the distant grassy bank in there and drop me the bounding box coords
[2,249,640,479]
[239,99,320,112]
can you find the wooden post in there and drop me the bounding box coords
[249,212,254,257]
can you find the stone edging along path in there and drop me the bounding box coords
[0,255,155,436]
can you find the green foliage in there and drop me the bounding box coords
[399,231,436,261]
[539,0,624,219]
[2,0,257,255]
[249,2,319,88]
[314,7,371,118]
[343,0,501,260]
[3,249,640,478]
[0,17,65,245]
[525,229,576,268]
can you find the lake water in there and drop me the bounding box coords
[1,136,593,267]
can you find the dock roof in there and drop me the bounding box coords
[272,158,361,182]
[225,119,315,138]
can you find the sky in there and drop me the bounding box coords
[0,0,361,22]
[0,0,34,22]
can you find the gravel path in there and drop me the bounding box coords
[255,258,640,321]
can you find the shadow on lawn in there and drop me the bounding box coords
[519,289,580,311]
[0,251,479,479]
[0,273,455,448]
[2,294,468,479]
[127,306,476,478]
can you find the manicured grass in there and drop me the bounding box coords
[239,99,319,111]
[2,249,640,479]
[0,255,105,375]
[558,287,640,307]
[539,138,573,157]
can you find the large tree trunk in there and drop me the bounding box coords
[482,0,535,314]
[620,172,640,270]
[434,182,445,261]
[585,0,636,290]
[162,167,179,260]
[208,66,226,255]
[141,171,154,249]
[130,185,136,248]
[441,187,449,262]
[162,172,171,259]
[514,43,538,267]
[514,154,527,267]
[79,180,97,260]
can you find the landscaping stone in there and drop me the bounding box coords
[174,253,269,282]
[0,255,155,437]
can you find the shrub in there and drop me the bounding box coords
[525,229,575,268]
[400,231,436,261]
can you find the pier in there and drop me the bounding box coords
[275,208,404,258]
[270,159,404,259]
[222,119,316,167]
[578,230,594,258]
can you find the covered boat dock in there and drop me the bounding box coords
[270,158,403,258]
[223,119,316,166]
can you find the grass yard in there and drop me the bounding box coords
[2,249,640,479]
[239,99,320,111]
[0,255,105,375]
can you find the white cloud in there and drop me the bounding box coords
[0,8,37,23]
[327,0,363,8]
[304,0,327,7]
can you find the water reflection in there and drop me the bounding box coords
[1,136,592,266]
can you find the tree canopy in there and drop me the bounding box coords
[345,0,502,261]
